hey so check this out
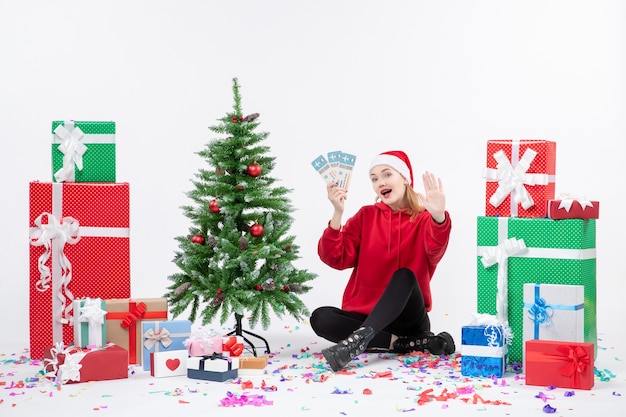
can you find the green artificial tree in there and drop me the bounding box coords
[165,78,316,354]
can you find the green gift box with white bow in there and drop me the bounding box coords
[476,216,596,364]
[51,120,116,183]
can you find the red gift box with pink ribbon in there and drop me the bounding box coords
[28,181,131,360]
[483,140,556,218]
[525,339,594,390]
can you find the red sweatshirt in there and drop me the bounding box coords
[318,201,451,315]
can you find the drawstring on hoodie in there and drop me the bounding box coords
[387,210,403,268]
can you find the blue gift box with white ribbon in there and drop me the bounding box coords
[522,283,584,360]
[461,323,509,378]
[141,320,191,371]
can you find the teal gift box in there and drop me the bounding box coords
[73,298,107,348]
[141,319,191,371]
[476,216,596,364]
[461,323,509,378]
[52,120,116,183]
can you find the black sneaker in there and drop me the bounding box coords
[322,326,375,372]
[392,331,455,355]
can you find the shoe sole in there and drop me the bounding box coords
[321,348,342,372]
[430,331,455,355]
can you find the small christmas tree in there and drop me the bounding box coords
[165,78,316,338]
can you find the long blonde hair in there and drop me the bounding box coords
[404,185,426,221]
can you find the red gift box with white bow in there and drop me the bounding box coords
[525,339,594,390]
[483,140,556,218]
[547,196,599,220]
[43,343,128,384]
[29,181,131,360]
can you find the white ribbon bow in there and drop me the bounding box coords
[469,313,513,346]
[54,122,88,183]
[557,193,594,212]
[44,343,86,384]
[79,298,106,326]
[484,148,549,210]
[143,328,173,350]
[57,350,86,384]
[78,298,107,346]
[480,237,528,325]
[29,212,81,324]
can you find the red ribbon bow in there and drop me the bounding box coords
[120,302,147,328]
[557,345,590,380]
[222,336,244,357]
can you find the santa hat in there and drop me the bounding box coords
[369,150,414,188]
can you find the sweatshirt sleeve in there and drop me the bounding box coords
[317,210,362,270]
[424,210,452,264]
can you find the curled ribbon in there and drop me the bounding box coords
[470,313,513,346]
[527,296,554,327]
[557,193,594,212]
[483,148,549,210]
[29,212,81,324]
[143,328,173,350]
[480,237,528,325]
[53,122,88,183]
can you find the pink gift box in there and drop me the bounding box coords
[186,337,223,357]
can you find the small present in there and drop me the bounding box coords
[150,350,188,378]
[238,356,268,376]
[184,327,223,357]
[547,195,599,220]
[142,320,192,371]
[461,315,511,378]
[523,283,584,353]
[28,181,131,359]
[222,335,244,357]
[52,120,116,183]
[525,339,594,390]
[105,298,168,365]
[43,343,128,384]
[483,139,556,218]
[187,354,239,382]
[73,298,107,348]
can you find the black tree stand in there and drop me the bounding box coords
[226,313,270,356]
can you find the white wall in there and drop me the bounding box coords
[1,1,624,347]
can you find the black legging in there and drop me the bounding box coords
[309,267,431,350]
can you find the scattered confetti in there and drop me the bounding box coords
[543,404,557,413]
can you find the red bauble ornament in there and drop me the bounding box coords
[247,162,262,177]
[209,199,220,213]
[234,185,244,191]
[231,116,238,123]
[255,285,262,291]
[191,234,205,245]
[250,223,264,237]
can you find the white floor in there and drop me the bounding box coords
[1,316,624,417]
